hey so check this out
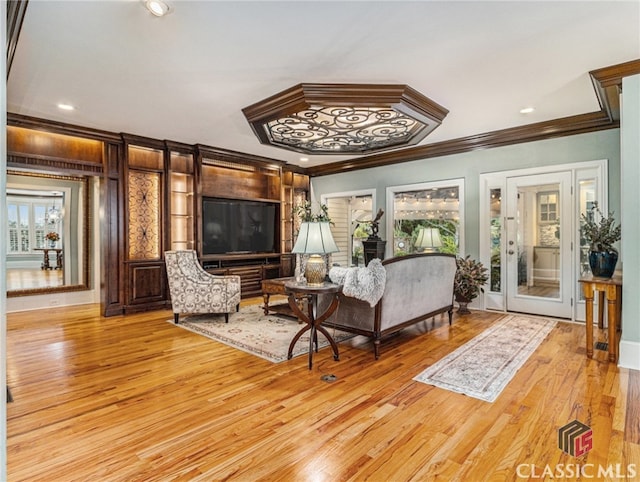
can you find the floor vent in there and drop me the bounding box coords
[595,341,608,351]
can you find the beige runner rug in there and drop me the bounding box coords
[413,314,557,402]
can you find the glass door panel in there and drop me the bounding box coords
[489,188,502,293]
[506,172,572,318]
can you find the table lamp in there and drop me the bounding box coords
[415,227,442,253]
[292,222,339,285]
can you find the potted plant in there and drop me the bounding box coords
[454,255,488,314]
[293,201,331,223]
[45,231,60,248]
[580,201,621,278]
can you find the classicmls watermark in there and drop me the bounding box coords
[515,420,637,479]
[516,463,637,479]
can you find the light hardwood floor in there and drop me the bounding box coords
[6,299,639,481]
[6,267,64,291]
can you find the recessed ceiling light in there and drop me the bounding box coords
[520,107,535,114]
[145,0,170,17]
[57,103,75,111]
[299,157,309,162]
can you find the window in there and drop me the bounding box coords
[387,179,464,257]
[321,190,375,267]
[538,191,558,223]
[489,188,502,292]
[6,195,63,254]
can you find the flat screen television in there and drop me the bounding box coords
[202,198,278,255]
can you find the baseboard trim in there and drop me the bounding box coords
[618,340,640,370]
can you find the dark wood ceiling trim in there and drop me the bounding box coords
[121,133,167,150]
[308,111,617,176]
[8,112,122,143]
[589,59,640,122]
[308,59,640,177]
[6,0,29,80]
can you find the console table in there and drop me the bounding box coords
[284,281,342,370]
[578,275,622,362]
[35,248,63,270]
[262,277,297,317]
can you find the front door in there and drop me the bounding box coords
[505,172,573,318]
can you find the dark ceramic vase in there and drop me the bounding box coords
[588,250,618,278]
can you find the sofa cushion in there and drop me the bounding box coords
[329,258,386,307]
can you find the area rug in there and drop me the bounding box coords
[169,304,354,363]
[413,314,557,402]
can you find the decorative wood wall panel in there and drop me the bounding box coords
[129,264,165,304]
[128,145,164,170]
[200,164,281,201]
[127,171,161,260]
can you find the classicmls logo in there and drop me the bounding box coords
[516,421,635,478]
[558,420,593,457]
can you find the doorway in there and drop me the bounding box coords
[480,160,607,320]
[505,172,572,318]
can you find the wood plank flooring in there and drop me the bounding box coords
[6,299,639,481]
[6,267,64,291]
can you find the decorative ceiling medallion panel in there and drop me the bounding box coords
[242,83,448,155]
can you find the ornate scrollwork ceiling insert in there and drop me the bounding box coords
[242,83,448,155]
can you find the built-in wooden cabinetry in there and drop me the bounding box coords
[196,147,305,297]
[6,115,309,315]
[280,170,309,277]
[124,137,167,312]
[168,145,196,251]
[202,254,282,298]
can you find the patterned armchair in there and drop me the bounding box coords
[165,250,241,324]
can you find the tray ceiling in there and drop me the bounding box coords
[7,1,640,168]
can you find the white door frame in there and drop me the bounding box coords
[479,159,608,321]
[505,172,572,318]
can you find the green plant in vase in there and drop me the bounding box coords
[580,201,621,278]
[454,255,488,314]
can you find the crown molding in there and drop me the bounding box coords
[308,59,640,177]
[7,59,639,178]
[308,111,616,176]
[590,59,640,122]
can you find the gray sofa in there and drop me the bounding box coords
[318,253,457,359]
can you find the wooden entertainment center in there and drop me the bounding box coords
[6,116,309,316]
